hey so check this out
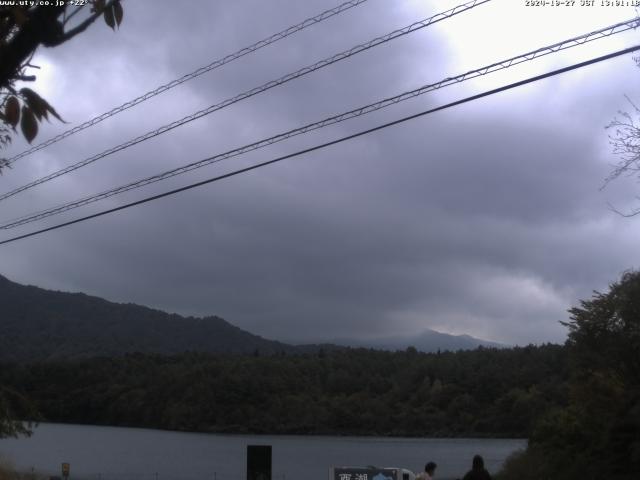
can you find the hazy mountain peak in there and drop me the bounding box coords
[310,328,506,353]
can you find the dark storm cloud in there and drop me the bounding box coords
[1,0,639,345]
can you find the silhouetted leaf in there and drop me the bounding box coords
[20,88,46,120]
[113,0,123,27]
[19,88,64,123]
[5,97,20,128]
[104,4,115,30]
[44,101,64,122]
[20,106,37,143]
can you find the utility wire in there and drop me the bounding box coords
[0,0,490,203]
[3,0,372,166]
[1,44,638,247]
[2,17,637,231]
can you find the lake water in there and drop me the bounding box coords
[0,423,526,480]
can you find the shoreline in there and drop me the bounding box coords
[19,421,528,442]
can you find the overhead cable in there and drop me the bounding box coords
[2,17,637,230]
[4,0,372,166]
[1,44,638,247]
[0,0,490,203]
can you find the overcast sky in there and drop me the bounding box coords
[1,0,639,345]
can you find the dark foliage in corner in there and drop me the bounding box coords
[499,270,640,480]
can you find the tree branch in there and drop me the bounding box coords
[607,200,640,217]
[62,5,84,27]
[0,6,64,88]
[52,0,117,46]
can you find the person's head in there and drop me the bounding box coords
[425,462,437,475]
[472,455,484,470]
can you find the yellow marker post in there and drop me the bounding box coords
[62,463,70,480]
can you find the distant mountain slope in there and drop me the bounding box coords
[316,329,506,353]
[0,275,294,362]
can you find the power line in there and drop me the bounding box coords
[0,0,490,203]
[1,44,637,247]
[2,17,637,231]
[3,0,372,166]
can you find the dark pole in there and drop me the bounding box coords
[247,445,272,480]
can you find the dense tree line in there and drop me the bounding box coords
[498,271,640,480]
[0,344,567,438]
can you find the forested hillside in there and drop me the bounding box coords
[0,274,296,360]
[0,344,567,437]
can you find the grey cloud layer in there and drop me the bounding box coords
[1,0,639,345]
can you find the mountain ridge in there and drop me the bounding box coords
[305,328,506,353]
[0,274,503,362]
[0,274,296,362]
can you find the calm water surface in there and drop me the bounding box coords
[0,423,526,480]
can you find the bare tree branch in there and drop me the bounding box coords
[604,97,640,189]
[607,200,640,218]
